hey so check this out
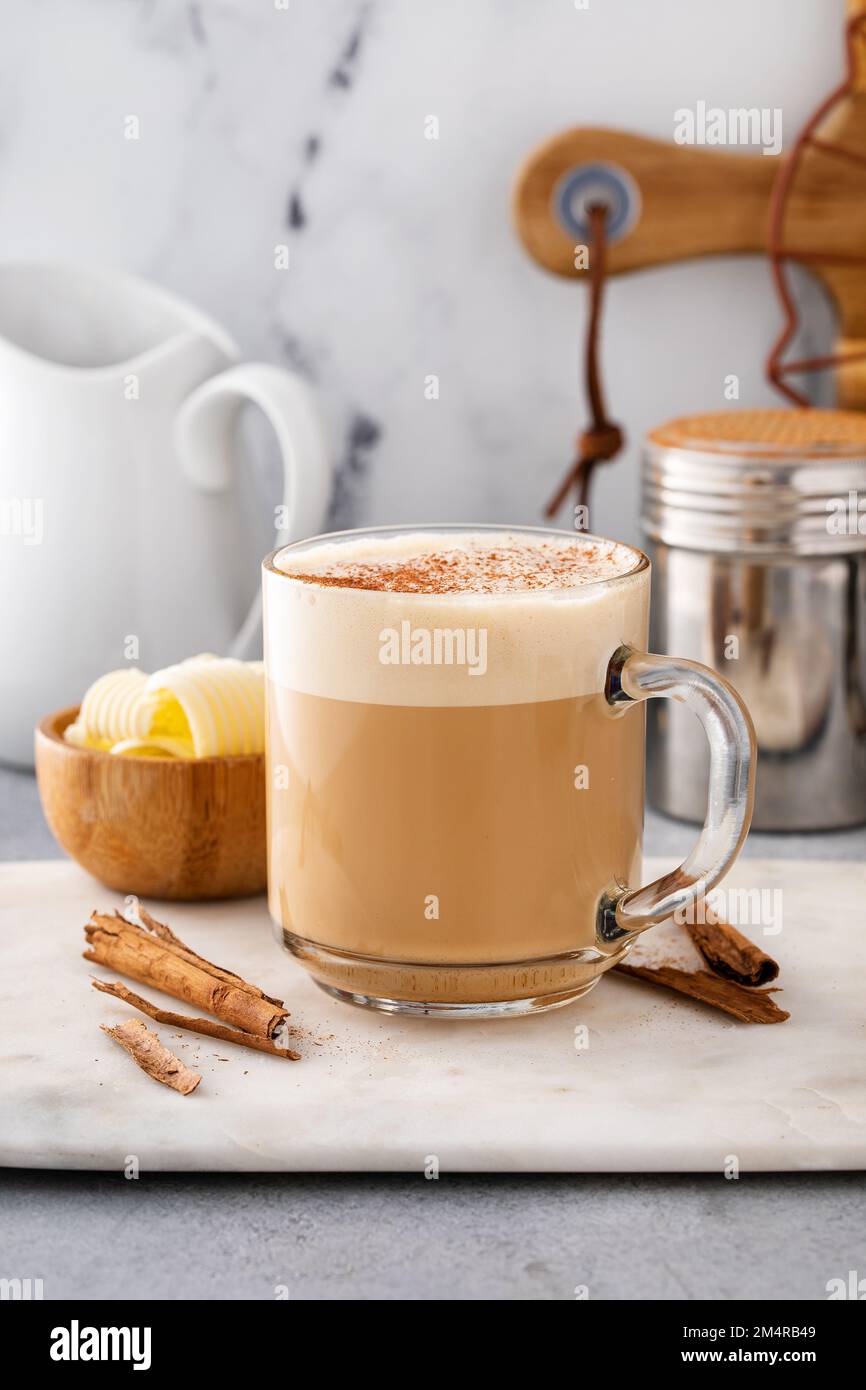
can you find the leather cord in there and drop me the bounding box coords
[766,14,866,404]
[545,202,624,519]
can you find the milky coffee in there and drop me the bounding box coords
[263,529,649,1011]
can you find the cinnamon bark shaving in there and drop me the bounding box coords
[93,980,300,1060]
[615,963,789,1024]
[101,1019,201,1094]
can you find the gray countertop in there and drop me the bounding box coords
[1,765,864,1301]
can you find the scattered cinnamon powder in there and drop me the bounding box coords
[288,540,633,594]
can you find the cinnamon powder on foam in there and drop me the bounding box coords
[286,541,632,595]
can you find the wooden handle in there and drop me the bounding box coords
[835,338,866,408]
[514,0,866,412]
[513,128,776,279]
[847,0,866,97]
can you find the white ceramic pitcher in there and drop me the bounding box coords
[0,263,332,766]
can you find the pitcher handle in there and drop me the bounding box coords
[175,363,332,657]
[599,645,756,944]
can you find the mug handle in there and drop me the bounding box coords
[174,363,332,657]
[599,645,756,944]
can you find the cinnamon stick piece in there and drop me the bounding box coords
[84,910,288,1040]
[101,1019,202,1094]
[93,980,301,1060]
[684,917,779,987]
[137,908,284,1006]
[615,963,790,1024]
[613,918,789,1024]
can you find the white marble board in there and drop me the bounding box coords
[0,858,864,1173]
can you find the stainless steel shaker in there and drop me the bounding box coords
[642,409,866,831]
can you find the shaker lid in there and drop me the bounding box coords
[643,408,866,554]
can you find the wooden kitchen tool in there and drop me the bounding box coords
[513,0,866,409]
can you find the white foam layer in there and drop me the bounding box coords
[264,530,649,706]
[274,528,637,591]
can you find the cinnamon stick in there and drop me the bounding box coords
[84,910,288,1040]
[137,908,284,1006]
[684,917,779,986]
[613,918,789,1024]
[101,1019,202,1094]
[93,980,301,1060]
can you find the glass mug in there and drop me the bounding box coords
[263,524,755,1017]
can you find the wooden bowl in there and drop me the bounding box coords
[35,707,267,900]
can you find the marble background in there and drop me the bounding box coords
[0,0,845,545]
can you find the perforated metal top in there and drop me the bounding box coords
[643,409,866,554]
